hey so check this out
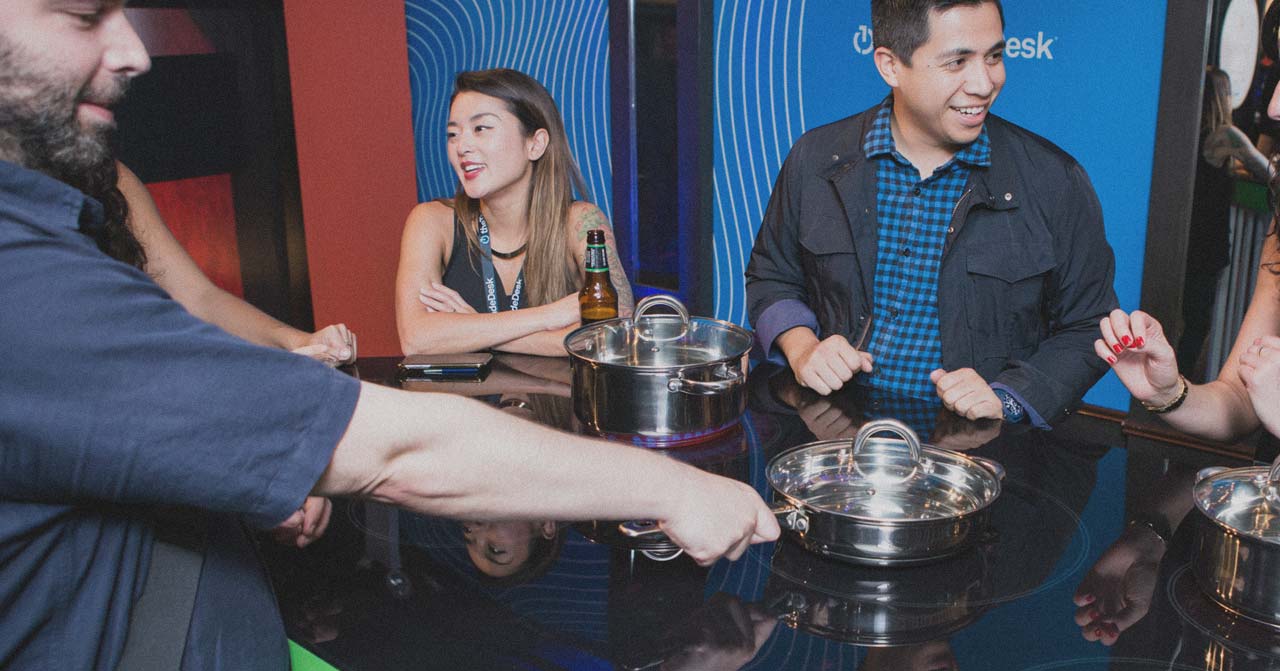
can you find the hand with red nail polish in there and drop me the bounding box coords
[1094,309,1180,410]
[1072,521,1166,646]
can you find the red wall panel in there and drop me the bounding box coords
[282,4,418,356]
[146,174,243,298]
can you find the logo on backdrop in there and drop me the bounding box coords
[852,25,1056,60]
[853,25,874,55]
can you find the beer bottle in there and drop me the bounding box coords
[579,229,619,324]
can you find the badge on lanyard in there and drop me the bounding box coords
[477,214,524,313]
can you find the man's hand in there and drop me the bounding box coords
[930,368,1002,420]
[270,496,333,548]
[292,324,357,366]
[659,472,780,566]
[781,330,873,396]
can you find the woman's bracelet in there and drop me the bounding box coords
[1140,375,1189,414]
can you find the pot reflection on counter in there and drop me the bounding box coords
[764,536,995,648]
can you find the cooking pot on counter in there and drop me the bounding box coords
[1191,457,1280,627]
[767,419,1005,566]
[565,295,752,443]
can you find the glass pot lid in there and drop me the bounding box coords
[1194,456,1280,544]
[767,419,1003,523]
[564,294,752,368]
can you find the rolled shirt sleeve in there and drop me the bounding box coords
[0,177,359,527]
[754,298,821,365]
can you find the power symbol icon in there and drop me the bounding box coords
[853,25,873,55]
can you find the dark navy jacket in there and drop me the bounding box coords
[746,105,1118,424]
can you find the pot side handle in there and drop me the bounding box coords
[619,519,663,537]
[772,500,810,533]
[667,366,746,395]
[969,456,1006,482]
[624,503,808,537]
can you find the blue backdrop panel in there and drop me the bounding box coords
[404,0,612,220]
[713,1,1167,411]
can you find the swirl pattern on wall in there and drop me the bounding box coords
[404,0,612,220]
[713,0,808,325]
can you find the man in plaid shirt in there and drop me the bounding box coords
[746,0,1117,428]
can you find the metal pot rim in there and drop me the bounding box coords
[563,315,753,371]
[765,434,1004,525]
[771,488,995,526]
[1193,463,1280,546]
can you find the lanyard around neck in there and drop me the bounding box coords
[477,213,524,313]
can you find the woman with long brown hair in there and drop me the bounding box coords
[396,68,633,356]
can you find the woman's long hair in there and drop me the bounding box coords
[450,68,587,307]
[78,159,146,270]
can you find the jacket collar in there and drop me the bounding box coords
[821,108,1020,211]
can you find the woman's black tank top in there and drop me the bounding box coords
[441,214,519,312]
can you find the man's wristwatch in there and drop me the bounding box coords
[993,388,1026,423]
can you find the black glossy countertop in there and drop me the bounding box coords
[264,356,1270,671]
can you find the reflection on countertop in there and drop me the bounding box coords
[263,358,1261,670]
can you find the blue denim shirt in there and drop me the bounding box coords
[0,160,360,670]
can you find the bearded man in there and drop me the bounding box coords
[0,4,777,670]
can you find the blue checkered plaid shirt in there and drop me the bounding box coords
[862,101,991,399]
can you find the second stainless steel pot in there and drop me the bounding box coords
[1192,458,1280,627]
[565,295,752,441]
[766,419,1005,566]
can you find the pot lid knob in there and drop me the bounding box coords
[852,418,923,470]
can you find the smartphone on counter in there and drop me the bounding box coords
[397,353,493,381]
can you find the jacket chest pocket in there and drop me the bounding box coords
[964,243,1055,355]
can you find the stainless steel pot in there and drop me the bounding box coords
[766,419,1005,566]
[564,295,752,441]
[1192,457,1280,627]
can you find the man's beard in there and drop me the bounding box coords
[0,37,146,268]
[0,38,127,190]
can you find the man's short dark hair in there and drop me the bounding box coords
[871,0,1005,66]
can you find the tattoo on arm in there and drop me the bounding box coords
[609,245,635,315]
[575,207,607,241]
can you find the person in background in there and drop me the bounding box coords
[117,163,357,365]
[396,68,634,357]
[0,4,777,670]
[745,0,1117,426]
[1099,16,1280,444]
[1177,67,1269,380]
